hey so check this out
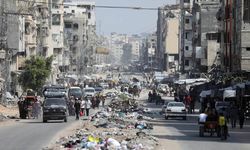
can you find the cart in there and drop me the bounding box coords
[199,121,227,140]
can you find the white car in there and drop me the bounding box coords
[165,102,187,120]
[83,87,96,97]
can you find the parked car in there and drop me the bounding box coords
[83,87,96,97]
[68,86,82,99]
[42,98,68,123]
[94,86,103,94]
[165,102,187,120]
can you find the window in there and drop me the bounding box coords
[65,22,72,28]
[72,10,75,13]
[185,46,189,51]
[246,47,250,51]
[73,23,78,29]
[185,60,189,66]
[185,19,190,24]
[52,14,60,25]
[88,12,91,19]
[184,0,190,3]
[185,32,188,39]
[244,0,250,22]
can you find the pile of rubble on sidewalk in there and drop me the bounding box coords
[51,96,159,150]
[0,105,19,121]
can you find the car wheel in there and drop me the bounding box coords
[165,116,168,120]
[64,117,67,122]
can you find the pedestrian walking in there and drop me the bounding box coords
[74,99,81,120]
[101,95,105,107]
[85,98,92,117]
[80,100,85,116]
[230,105,238,128]
[32,99,40,119]
[239,108,245,129]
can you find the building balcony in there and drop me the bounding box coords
[25,35,36,46]
[41,38,50,47]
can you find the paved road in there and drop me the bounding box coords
[144,97,250,150]
[0,117,77,150]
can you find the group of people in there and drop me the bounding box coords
[17,97,42,119]
[199,102,245,129]
[69,94,106,120]
[148,90,164,105]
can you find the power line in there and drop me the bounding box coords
[17,0,164,11]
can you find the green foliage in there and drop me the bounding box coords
[18,56,53,92]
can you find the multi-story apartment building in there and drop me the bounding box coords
[64,0,96,75]
[192,0,220,72]
[51,0,69,74]
[128,35,141,61]
[109,32,129,65]
[217,0,250,72]
[180,0,193,72]
[141,33,157,71]
[157,5,180,72]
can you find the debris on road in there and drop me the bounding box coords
[49,95,159,150]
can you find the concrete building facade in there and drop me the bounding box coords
[192,0,220,72]
[217,0,250,72]
[64,0,96,76]
[157,5,180,72]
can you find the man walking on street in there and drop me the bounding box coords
[85,98,92,117]
[239,108,245,129]
[74,99,81,120]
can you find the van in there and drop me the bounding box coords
[68,86,82,99]
[83,87,95,97]
[43,98,68,122]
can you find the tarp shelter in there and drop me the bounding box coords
[174,78,208,85]
[199,90,212,98]
[223,90,236,100]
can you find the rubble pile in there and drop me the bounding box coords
[51,97,158,150]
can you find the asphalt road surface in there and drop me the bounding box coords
[144,96,250,150]
[0,117,78,150]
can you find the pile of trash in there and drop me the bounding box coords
[0,113,7,121]
[50,93,159,150]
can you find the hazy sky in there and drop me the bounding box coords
[92,0,176,35]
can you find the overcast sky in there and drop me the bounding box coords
[92,0,176,35]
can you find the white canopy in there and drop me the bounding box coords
[223,90,236,99]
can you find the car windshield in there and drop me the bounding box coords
[69,88,82,95]
[168,103,184,107]
[44,98,66,107]
[85,89,95,93]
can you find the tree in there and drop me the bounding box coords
[18,56,53,93]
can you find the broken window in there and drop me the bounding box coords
[52,14,61,25]
[185,60,189,66]
[244,0,250,22]
[185,19,189,24]
[185,46,189,51]
[73,23,79,29]
[65,22,72,28]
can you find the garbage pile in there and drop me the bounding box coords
[51,97,159,150]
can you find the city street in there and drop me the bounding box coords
[142,96,250,150]
[0,117,79,150]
